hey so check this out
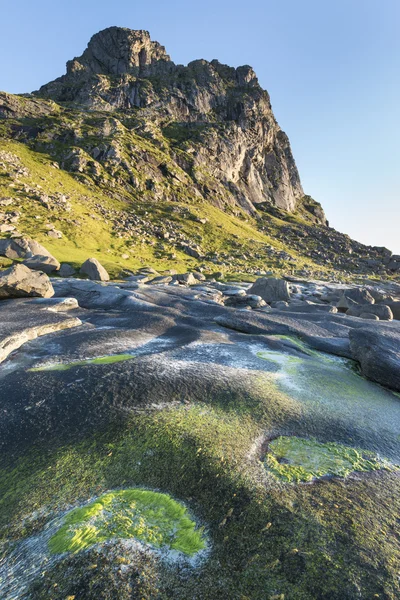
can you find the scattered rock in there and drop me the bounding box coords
[248,277,291,303]
[80,258,110,281]
[174,273,197,285]
[59,263,76,278]
[346,304,393,321]
[23,254,60,274]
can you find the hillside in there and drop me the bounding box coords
[0,27,398,281]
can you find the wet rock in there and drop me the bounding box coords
[23,254,60,274]
[0,263,54,299]
[359,313,380,320]
[248,277,291,303]
[80,258,110,281]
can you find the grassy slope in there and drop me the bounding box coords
[0,138,330,279]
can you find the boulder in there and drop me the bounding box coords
[147,275,173,285]
[0,237,55,260]
[0,264,54,298]
[248,277,290,303]
[349,328,400,392]
[346,304,393,321]
[359,313,379,321]
[80,258,109,281]
[59,263,76,278]
[336,287,375,310]
[385,301,400,320]
[174,273,197,285]
[22,254,60,274]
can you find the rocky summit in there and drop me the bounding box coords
[0,27,400,600]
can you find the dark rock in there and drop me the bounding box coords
[346,304,393,321]
[59,263,76,277]
[349,328,400,392]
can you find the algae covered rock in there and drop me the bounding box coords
[49,488,206,556]
[265,436,387,483]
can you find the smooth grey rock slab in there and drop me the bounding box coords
[0,297,81,363]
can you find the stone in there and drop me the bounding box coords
[336,288,375,310]
[346,304,393,321]
[385,301,400,320]
[174,273,197,285]
[59,263,76,278]
[248,277,290,303]
[349,328,400,392]
[80,258,110,281]
[47,229,63,239]
[0,263,54,298]
[0,236,56,261]
[359,313,379,321]
[22,254,60,274]
[272,301,289,309]
[147,275,172,285]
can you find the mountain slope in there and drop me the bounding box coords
[0,27,397,280]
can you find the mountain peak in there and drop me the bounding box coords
[67,26,171,77]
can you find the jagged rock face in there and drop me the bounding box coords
[66,27,171,77]
[35,27,308,215]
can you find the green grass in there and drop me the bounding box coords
[28,353,135,372]
[49,488,206,556]
[265,436,387,483]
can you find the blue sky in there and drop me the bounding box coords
[1,0,399,252]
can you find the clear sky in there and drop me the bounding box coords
[1,0,399,252]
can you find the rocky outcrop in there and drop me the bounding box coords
[0,264,54,298]
[34,27,311,217]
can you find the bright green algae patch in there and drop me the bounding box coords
[29,354,135,372]
[265,436,386,483]
[49,488,206,556]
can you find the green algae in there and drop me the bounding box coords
[265,436,387,483]
[28,353,135,372]
[49,488,206,556]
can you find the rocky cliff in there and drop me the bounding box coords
[35,26,309,217]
